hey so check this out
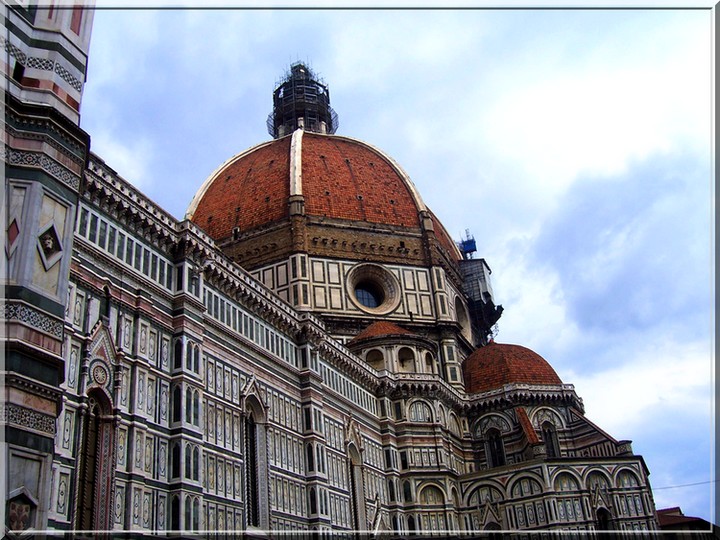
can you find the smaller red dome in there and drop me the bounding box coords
[463,342,562,394]
[348,321,414,344]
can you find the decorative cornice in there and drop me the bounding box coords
[3,301,64,339]
[0,403,57,436]
[4,372,64,403]
[4,146,80,190]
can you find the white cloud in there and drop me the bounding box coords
[567,339,713,436]
[90,132,154,191]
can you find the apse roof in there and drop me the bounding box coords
[348,321,416,344]
[462,341,563,394]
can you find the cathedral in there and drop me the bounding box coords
[3,4,660,535]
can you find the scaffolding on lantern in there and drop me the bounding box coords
[267,62,339,139]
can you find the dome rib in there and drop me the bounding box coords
[189,131,441,241]
[289,128,303,197]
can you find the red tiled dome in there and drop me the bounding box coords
[187,131,433,242]
[348,321,415,344]
[189,137,292,240]
[462,342,562,394]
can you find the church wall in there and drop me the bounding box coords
[5,144,660,534]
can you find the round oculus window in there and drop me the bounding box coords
[346,264,401,315]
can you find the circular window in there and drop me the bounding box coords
[355,280,385,308]
[346,264,401,315]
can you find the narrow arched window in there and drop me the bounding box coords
[193,497,200,530]
[388,479,396,502]
[245,413,259,526]
[192,446,200,481]
[403,480,412,502]
[186,341,193,370]
[309,487,317,515]
[170,495,180,530]
[185,444,192,479]
[306,443,314,472]
[185,388,192,424]
[542,421,560,458]
[193,346,200,372]
[172,386,181,423]
[184,495,192,530]
[193,391,200,426]
[171,442,180,478]
[486,428,506,467]
[174,340,182,370]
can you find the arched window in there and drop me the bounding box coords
[306,443,314,472]
[192,446,200,481]
[403,480,413,502]
[308,487,317,515]
[408,400,433,422]
[184,495,192,530]
[448,413,462,438]
[398,347,415,373]
[617,470,640,487]
[424,352,435,374]
[185,445,192,479]
[388,479,396,502]
[243,395,269,529]
[193,391,200,426]
[174,340,182,370]
[193,345,200,372]
[554,473,580,492]
[172,386,181,423]
[486,429,505,467]
[245,413,259,526]
[171,442,180,478]
[185,388,193,424]
[192,498,200,530]
[419,485,444,505]
[408,515,416,532]
[185,341,193,370]
[170,495,180,530]
[366,349,385,370]
[542,421,560,458]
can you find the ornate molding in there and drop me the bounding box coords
[4,147,80,190]
[3,302,64,338]
[2,35,83,92]
[0,403,56,436]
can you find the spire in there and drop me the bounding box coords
[267,62,339,139]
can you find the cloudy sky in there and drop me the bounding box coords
[80,4,714,523]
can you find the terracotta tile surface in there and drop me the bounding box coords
[302,134,421,227]
[190,137,291,240]
[349,320,414,343]
[463,341,562,394]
